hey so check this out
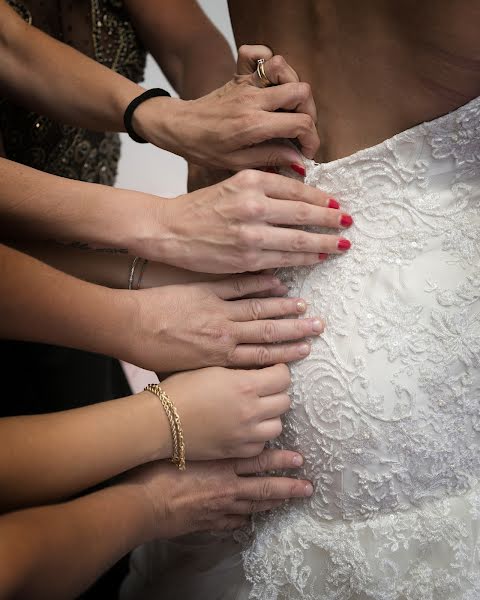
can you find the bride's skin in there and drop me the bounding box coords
[229,0,480,162]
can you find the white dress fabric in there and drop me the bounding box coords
[121,97,480,600]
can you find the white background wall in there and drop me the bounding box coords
[116,0,236,198]
[119,1,236,391]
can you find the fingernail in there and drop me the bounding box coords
[318,253,328,261]
[292,454,303,467]
[299,343,311,356]
[296,300,307,313]
[340,214,353,228]
[337,238,351,251]
[290,163,306,177]
[328,198,340,209]
[304,483,314,497]
[312,319,324,333]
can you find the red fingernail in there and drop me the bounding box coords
[340,214,353,228]
[318,253,328,261]
[337,238,351,251]
[328,198,340,209]
[290,163,306,177]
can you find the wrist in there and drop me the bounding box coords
[131,96,187,155]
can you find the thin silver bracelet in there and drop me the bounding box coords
[128,256,141,290]
[128,256,149,290]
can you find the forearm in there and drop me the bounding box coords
[0,1,143,132]
[0,391,170,512]
[12,241,222,289]
[0,244,134,359]
[0,483,153,600]
[0,158,165,255]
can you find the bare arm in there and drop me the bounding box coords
[0,482,153,600]
[125,0,235,99]
[12,241,223,289]
[0,391,170,512]
[0,0,142,132]
[0,451,312,600]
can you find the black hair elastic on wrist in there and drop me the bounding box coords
[123,88,171,143]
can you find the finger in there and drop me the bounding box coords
[250,417,283,442]
[265,199,348,227]
[234,317,324,344]
[257,393,291,420]
[241,251,328,272]
[260,81,317,124]
[249,54,300,89]
[252,112,319,159]
[231,499,284,514]
[251,363,291,396]
[262,172,332,206]
[229,341,312,367]
[248,283,289,298]
[229,141,307,172]
[228,296,307,321]
[210,515,250,532]
[241,226,351,254]
[236,476,314,501]
[237,44,273,75]
[208,274,281,300]
[234,448,304,475]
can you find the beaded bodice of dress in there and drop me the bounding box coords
[241,96,480,599]
[0,0,146,184]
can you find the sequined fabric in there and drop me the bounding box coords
[0,0,146,184]
[121,97,480,600]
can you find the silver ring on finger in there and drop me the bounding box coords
[256,58,273,87]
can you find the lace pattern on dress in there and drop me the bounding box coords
[242,96,480,599]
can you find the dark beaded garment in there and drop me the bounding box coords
[1,0,146,184]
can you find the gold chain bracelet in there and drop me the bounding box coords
[144,383,186,470]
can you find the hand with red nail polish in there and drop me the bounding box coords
[155,170,353,274]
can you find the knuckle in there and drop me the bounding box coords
[238,44,251,58]
[298,114,314,134]
[290,231,309,252]
[248,298,263,320]
[270,54,287,71]
[293,203,312,225]
[241,197,266,220]
[207,324,235,348]
[296,81,312,100]
[235,169,262,189]
[255,451,270,473]
[239,224,264,247]
[261,320,278,343]
[254,345,272,365]
[260,479,274,500]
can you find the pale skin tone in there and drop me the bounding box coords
[0,450,311,600]
[0,362,307,513]
[229,0,480,163]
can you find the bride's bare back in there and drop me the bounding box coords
[229,0,480,162]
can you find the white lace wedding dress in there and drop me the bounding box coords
[121,97,480,600]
